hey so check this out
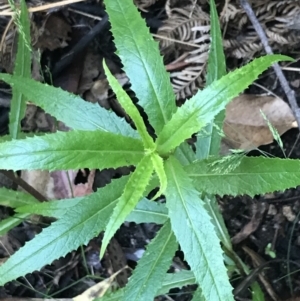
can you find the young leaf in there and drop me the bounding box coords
[103,0,176,134]
[0,176,128,286]
[156,55,293,155]
[9,0,31,139]
[150,152,167,199]
[165,156,234,301]
[174,142,196,166]
[0,187,38,208]
[0,130,144,171]
[103,60,155,150]
[196,0,226,158]
[100,155,154,258]
[123,220,177,301]
[186,156,300,197]
[0,74,138,138]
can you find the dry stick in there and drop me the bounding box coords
[240,0,300,132]
[0,170,47,202]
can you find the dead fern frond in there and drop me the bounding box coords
[134,0,159,10]
[156,3,210,99]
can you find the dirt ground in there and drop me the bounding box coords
[2,0,300,300]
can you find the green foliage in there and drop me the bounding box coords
[0,176,128,285]
[165,156,234,300]
[123,220,177,301]
[0,0,297,299]
[8,0,31,139]
[196,0,226,158]
[186,156,300,197]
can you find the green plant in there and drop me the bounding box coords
[0,0,298,300]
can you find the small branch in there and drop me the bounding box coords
[240,0,300,131]
[1,170,48,202]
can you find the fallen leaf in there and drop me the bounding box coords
[73,267,127,301]
[223,94,297,150]
[35,14,71,51]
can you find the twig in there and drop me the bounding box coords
[0,170,47,202]
[240,0,300,131]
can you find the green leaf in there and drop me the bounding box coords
[203,195,232,252]
[100,155,154,258]
[0,176,128,286]
[196,0,226,159]
[0,213,31,236]
[103,60,155,149]
[251,282,265,301]
[0,74,138,138]
[186,156,300,197]
[103,0,176,134]
[9,0,31,139]
[205,0,226,86]
[16,197,84,218]
[98,270,196,301]
[0,130,144,171]
[0,187,38,208]
[156,55,293,155]
[191,287,206,301]
[123,220,177,301]
[165,156,234,301]
[17,197,169,225]
[174,142,196,166]
[150,152,167,199]
[127,198,168,224]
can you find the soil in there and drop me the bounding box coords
[1,1,300,300]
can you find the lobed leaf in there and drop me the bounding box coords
[0,130,144,171]
[103,61,155,149]
[123,220,177,301]
[0,74,138,138]
[0,176,128,286]
[186,156,300,197]
[103,0,176,134]
[100,155,154,258]
[9,0,31,139]
[156,55,293,155]
[165,156,234,301]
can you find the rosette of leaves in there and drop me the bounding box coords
[0,0,299,300]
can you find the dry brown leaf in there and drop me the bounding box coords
[223,94,297,150]
[73,267,127,301]
[21,169,95,200]
[35,14,71,51]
